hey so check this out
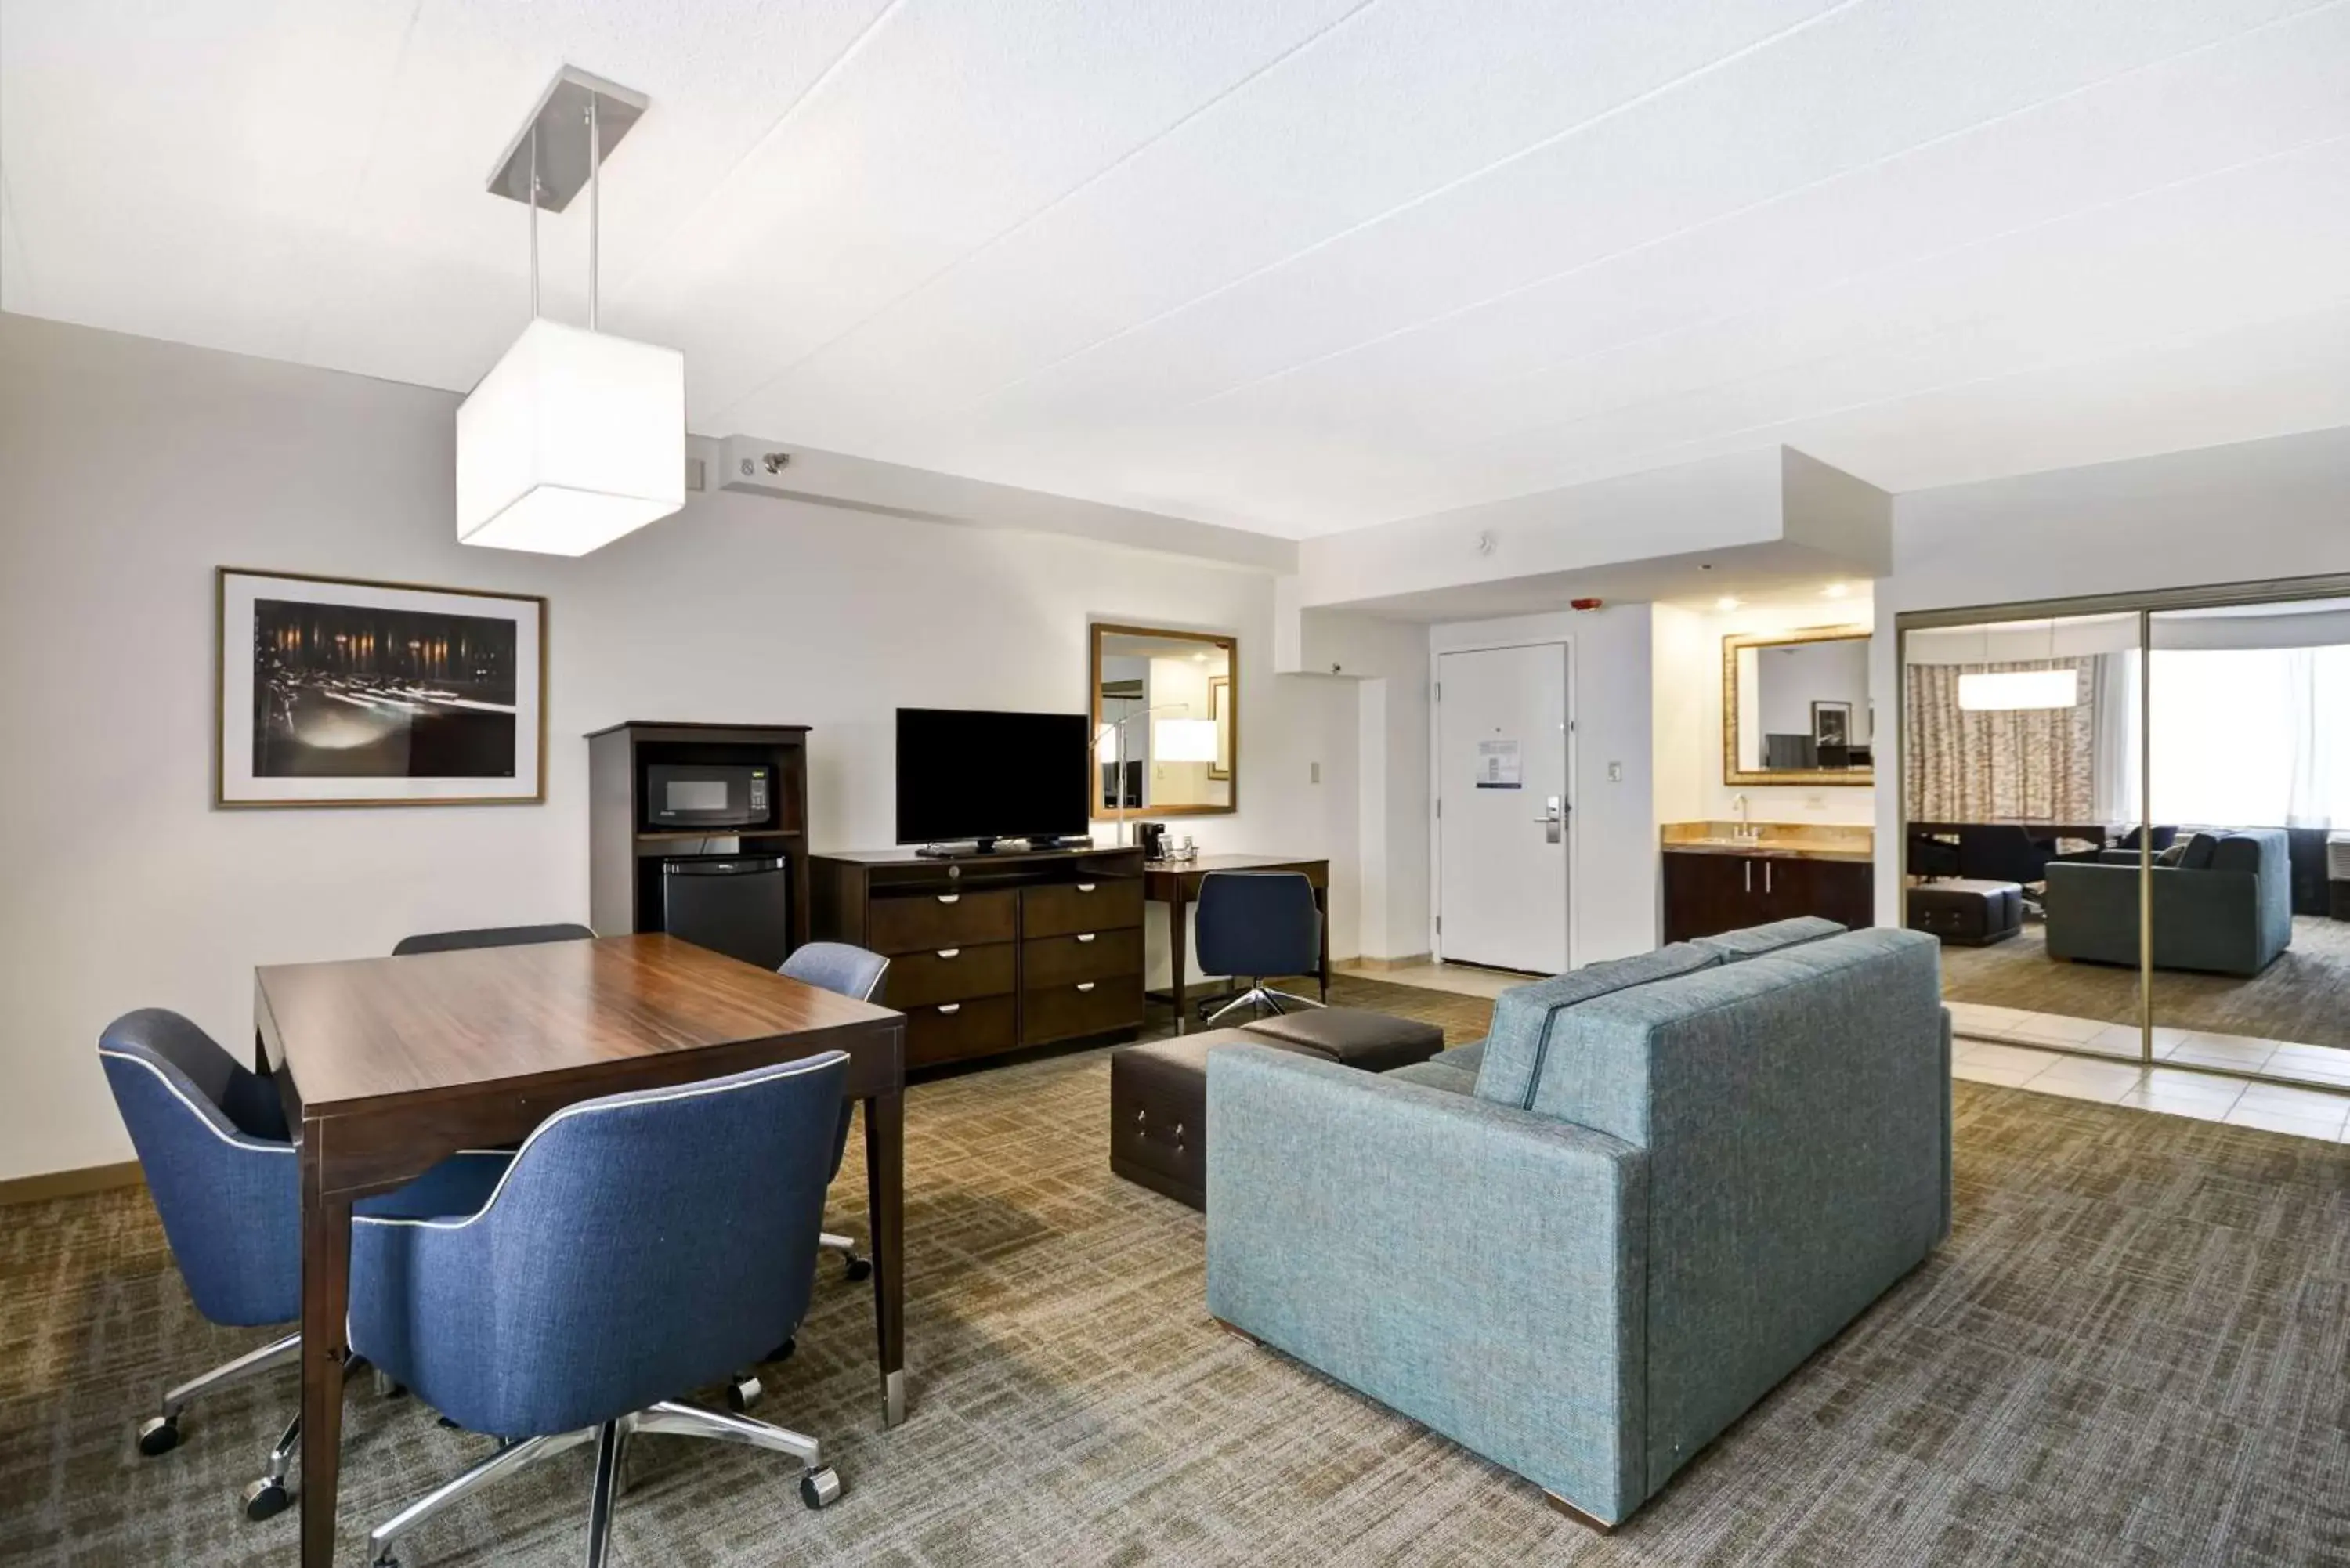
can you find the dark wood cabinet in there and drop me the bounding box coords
[812,845,1146,1070]
[587,721,812,955]
[1661,849,1874,943]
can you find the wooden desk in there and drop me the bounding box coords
[255,934,906,1568]
[1144,855,1329,1033]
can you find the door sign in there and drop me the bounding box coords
[1475,739,1522,789]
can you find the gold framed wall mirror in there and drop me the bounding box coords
[1723,626,1875,786]
[1090,623,1237,818]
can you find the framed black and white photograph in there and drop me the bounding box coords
[1811,699,1853,751]
[217,569,545,807]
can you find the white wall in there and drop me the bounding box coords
[1871,425,2350,920]
[1653,598,1879,829]
[1429,605,1656,968]
[0,313,1358,1181]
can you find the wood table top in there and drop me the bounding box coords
[256,934,900,1114]
[1144,853,1329,876]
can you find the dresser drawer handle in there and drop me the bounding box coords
[1075,933,1096,944]
[1076,883,1097,893]
[936,893,960,905]
[937,1003,961,1016]
[1076,981,1097,993]
[936,948,960,959]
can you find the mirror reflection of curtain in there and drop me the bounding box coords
[1904,659,2099,821]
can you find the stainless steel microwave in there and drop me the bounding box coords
[645,763,772,829]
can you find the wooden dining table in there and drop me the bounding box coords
[254,934,906,1568]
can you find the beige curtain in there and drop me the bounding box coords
[1904,659,2098,822]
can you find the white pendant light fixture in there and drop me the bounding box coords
[457,68,683,556]
[1958,619,2079,710]
[1958,669,2078,710]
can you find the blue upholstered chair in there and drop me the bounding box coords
[392,923,594,956]
[1195,871,1325,1028]
[99,1009,508,1521]
[352,1053,851,1568]
[778,942,890,1285]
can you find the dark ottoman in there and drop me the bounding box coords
[1907,878,2023,946]
[1238,1006,1446,1072]
[1109,1010,1448,1210]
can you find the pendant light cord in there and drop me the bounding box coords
[587,96,600,331]
[526,127,540,320]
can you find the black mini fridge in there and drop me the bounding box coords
[660,856,793,971]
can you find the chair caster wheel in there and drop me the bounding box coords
[241,1476,293,1521]
[726,1374,763,1413]
[799,1466,842,1509]
[843,1255,873,1282]
[136,1414,181,1457]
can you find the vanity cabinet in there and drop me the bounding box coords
[1661,850,1873,944]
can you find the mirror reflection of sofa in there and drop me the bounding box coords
[2043,829,2292,977]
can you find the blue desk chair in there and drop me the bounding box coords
[779,941,889,1284]
[1196,871,1325,1028]
[99,1009,507,1521]
[392,923,594,956]
[353,1053,851,1568]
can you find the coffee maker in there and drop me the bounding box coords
[1137,822,1170,860]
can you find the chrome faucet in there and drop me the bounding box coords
[1732,793,1756,841]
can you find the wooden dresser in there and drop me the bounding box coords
[810,845,1147,1069]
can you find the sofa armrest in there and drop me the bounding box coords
[1205,1044,1648,1523]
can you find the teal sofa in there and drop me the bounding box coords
[2043,828,2292,977]
[1205,921,1951,1527]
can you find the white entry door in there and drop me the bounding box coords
[1437,642,1570,974]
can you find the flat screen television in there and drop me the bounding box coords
[895,707,1090,850]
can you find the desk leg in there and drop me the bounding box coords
[864,1088,906,1427]
[1314,885,1330,1003]
[1169,883,1190,1035]
[298,1133,352,1568]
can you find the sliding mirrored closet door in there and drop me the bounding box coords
[2142,596,2350,1133]
[1904,609,2149,1072]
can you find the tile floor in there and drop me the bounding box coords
[1947,1003,2350,1142]
[1334,959,1529,1000]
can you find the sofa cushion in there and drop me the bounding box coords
[2208,833,2266,875]
[1691,916,1846,963]
[2178,831,2222,870]
[1383,1057,1479,1097]
[2156,840,2190,866]
[1472,945,1722,1110]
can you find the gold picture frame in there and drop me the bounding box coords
[1088,620,1238,819]
[1722,624,1872,788]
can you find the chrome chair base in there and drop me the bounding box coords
[136,1332,384,1522]
[1202,984,1326,1029]
[368,1399,840,1568]
[819,1230,874,1281]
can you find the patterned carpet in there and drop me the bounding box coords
[5,975,2349,1566]
[1941,915,2350,1050]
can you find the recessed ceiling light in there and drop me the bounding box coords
[1822,583,1849,598]
[1716,596,1741,612]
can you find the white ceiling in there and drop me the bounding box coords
[5,0,2348,540]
